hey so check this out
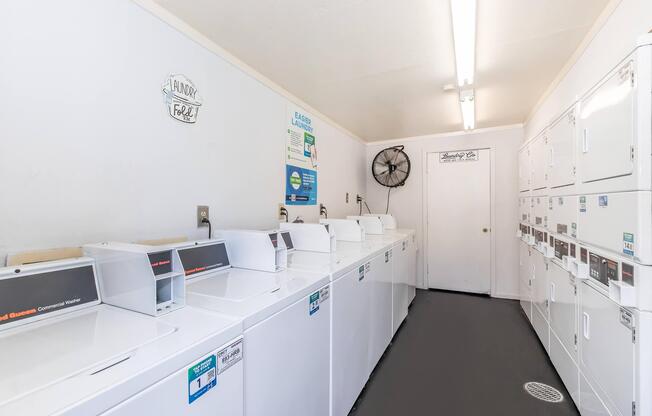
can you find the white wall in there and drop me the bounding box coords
[0,1,366,264]
[525,0,652,140]
[365,126,523,299]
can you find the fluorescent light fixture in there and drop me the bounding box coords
[451,0,476,87]
[459,88,475,130]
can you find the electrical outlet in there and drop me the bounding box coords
[346,192,349,203]
[197,205,209,226]
[278,203,287,220]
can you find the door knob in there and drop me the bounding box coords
[482,228,489,233]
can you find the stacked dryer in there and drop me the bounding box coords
[518,35,652,416]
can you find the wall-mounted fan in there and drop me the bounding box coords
[371,145,411,214]
[372,145,411,188]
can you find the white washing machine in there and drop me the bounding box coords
[0,257,244,416]
[285,242,374,416]
[170,238,332,416]
[282,227,398,416]
[366,231,414,335]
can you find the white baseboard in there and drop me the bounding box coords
[491,292,520,301]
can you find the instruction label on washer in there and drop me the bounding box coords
[217,339,243,375]
[188,355,217,404]
[309,291,320,315]
[319,286,330,303]
[309,287,330,315]
[579,196,587,213]
[623,233,635,256]
[358,265,365,281]
[598,195,608,207]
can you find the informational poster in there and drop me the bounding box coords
[286,105,318,205]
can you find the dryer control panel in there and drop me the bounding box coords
[554,239,569,260]
[589,253,618,286]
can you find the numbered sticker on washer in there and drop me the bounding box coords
[217,339,243,375]
[579,196,587,213]
[188,355,217,404]
[623,233,635,256]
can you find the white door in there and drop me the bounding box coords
[427,149,491,294]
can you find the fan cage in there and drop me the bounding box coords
[372,145,411,188]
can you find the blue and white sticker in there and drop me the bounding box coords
[598,195,608,207]
[309,291,320,315]
[623,233,635,256]
[309,287,330,316]
[188,355,217,404]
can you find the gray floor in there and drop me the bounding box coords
[349,289,579,416]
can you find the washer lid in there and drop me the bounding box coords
[0,305,175,407]
[186,268,329,328]
[187,271,281,301]
[287,250,361,279]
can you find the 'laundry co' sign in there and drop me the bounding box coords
[162,74,203,123]
[439,150,479,163]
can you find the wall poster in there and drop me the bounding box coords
[162,74,203,123]
[286,105,318,205]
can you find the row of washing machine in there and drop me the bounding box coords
[0,215,417,416]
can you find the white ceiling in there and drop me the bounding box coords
[154,0,609,141]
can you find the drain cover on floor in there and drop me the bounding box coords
[523,382,564,403]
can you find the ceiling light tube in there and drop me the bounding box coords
[459,88,475,130]
[451,0,476,87]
